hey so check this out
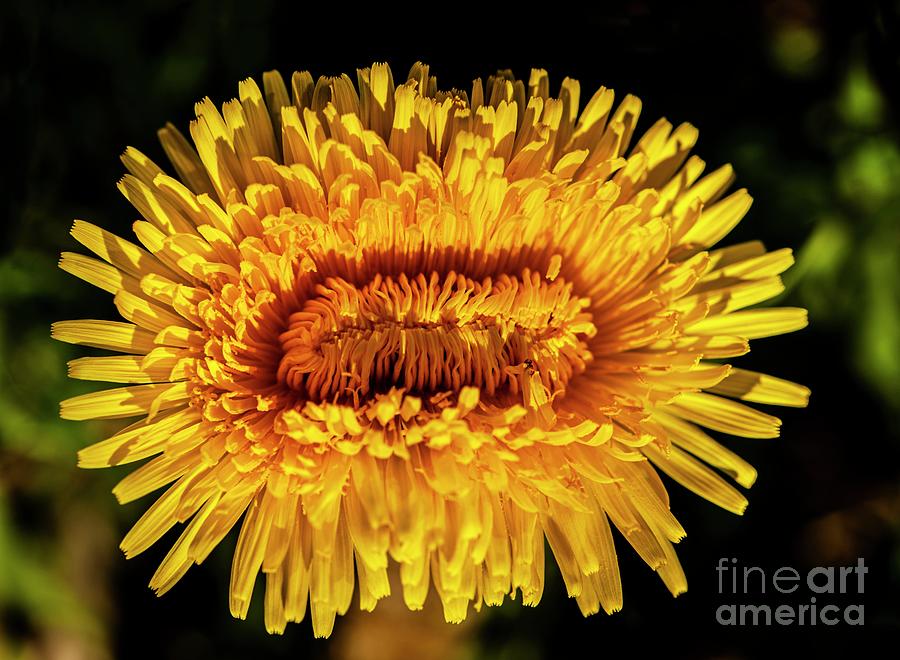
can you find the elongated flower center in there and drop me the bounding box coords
[277,269,596,402]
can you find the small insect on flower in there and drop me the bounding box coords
[53,62,809,638]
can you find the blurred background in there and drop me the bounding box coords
[2,0,900,657]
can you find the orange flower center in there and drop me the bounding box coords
[277,269,597,403]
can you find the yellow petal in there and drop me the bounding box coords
[666,392,781,439]
[61,382,191,421]
[709,368,810,408]
[52,320,157,354]
[686,307,808,339]
[643,442,748,514]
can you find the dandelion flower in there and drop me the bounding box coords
[54,62,809,637]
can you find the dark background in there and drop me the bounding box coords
[2,0,899,658]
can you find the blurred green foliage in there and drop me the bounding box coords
[789,56,900,408]
[0,251,111,658]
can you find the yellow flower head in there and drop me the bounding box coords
[54,62,809,637]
